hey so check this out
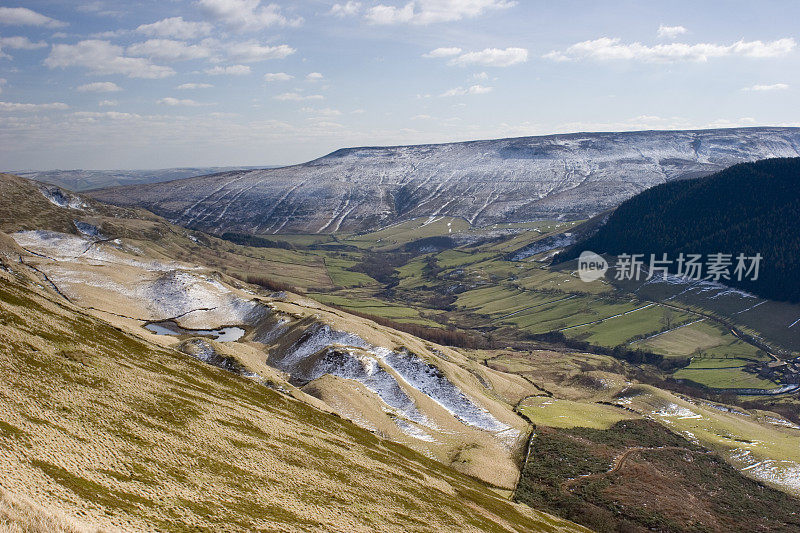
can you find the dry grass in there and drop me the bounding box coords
[0,258,585,532]
[0,488,105,533]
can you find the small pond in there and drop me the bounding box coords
[144,321,245,342]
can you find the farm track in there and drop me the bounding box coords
[559,446,709,492]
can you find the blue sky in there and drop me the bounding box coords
[1,0,798,169]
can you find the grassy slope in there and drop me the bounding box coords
[472,347,800,497]
[517,420,800,533]
[0,259,585,533]
[517,398,634,430]
[7,173,800,525]
[0,487,101,533]
[472,348,800,531]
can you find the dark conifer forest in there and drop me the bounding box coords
[561,158,800,302]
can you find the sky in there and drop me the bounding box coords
[0,0,799,170]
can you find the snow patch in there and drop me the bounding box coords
[732,449,800,493]
[377,347,511,432]
[12,230,182,271]
[73,221,103,238]
[11,230,266,329]
[272,323,512,435]
[254,317,291,345]
[764,416,800,430]
[139,270,265,327]
[395,419,438,442]
[39,185,86,210]
[654,403,703,420]
[510,232,576,261]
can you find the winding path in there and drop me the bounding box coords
[560,446,706,492]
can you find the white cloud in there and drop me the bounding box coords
[45,40,175,78]
[0,36,47,59]
[411,114,431,119]
[422,46,462,58]
[311,120,343,129]
[367,3,414,24]
[441,84,493,96]
[544,37,796,62]
[550,115,770,134]
[330,2,362,17]
[157,97,206,106]
[744,83,789,91]
[0,7,66,28]
[225,42,295,62]
[98,99,118,106]
[127,39,213,62]
[365,0,515,25]
[0,36,47,50]
[657,24,687,39]
[263,72,293,81]
[197,0,302,31]
[204,64,251,75]
[472,71,489,80]
[274,92,324,101]
[306,72,323,81]
[0,101,68,111]
[123,38,294,65]
[177,82,213,89]
[301,107,342,117]
[449,47,528,67]
[555,115,690,132]
[77,81,122,93]
[90,29,128,39]
[706,117,758,128]
[77,2,124,17]
[71,111,141,120]
[136,17,213,39]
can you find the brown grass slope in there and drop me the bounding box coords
[0,487,106,533]
[0,245,587,532]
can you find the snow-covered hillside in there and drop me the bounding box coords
[89,127,800,234]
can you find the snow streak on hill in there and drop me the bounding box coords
[89,127,800,234]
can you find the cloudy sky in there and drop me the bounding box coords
[1,0,798,169]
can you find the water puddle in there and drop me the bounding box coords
[204,327,246,342]
[144,321,245,342]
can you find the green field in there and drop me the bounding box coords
[672,366,776,389]
[502,297,640,334]
[565,305,696,348]
[342,217,470,250]
[435,249,496,268]
[308,293,442,326]
[321,256,378,288]
[518,397,636,429]
[637,321,765,359]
